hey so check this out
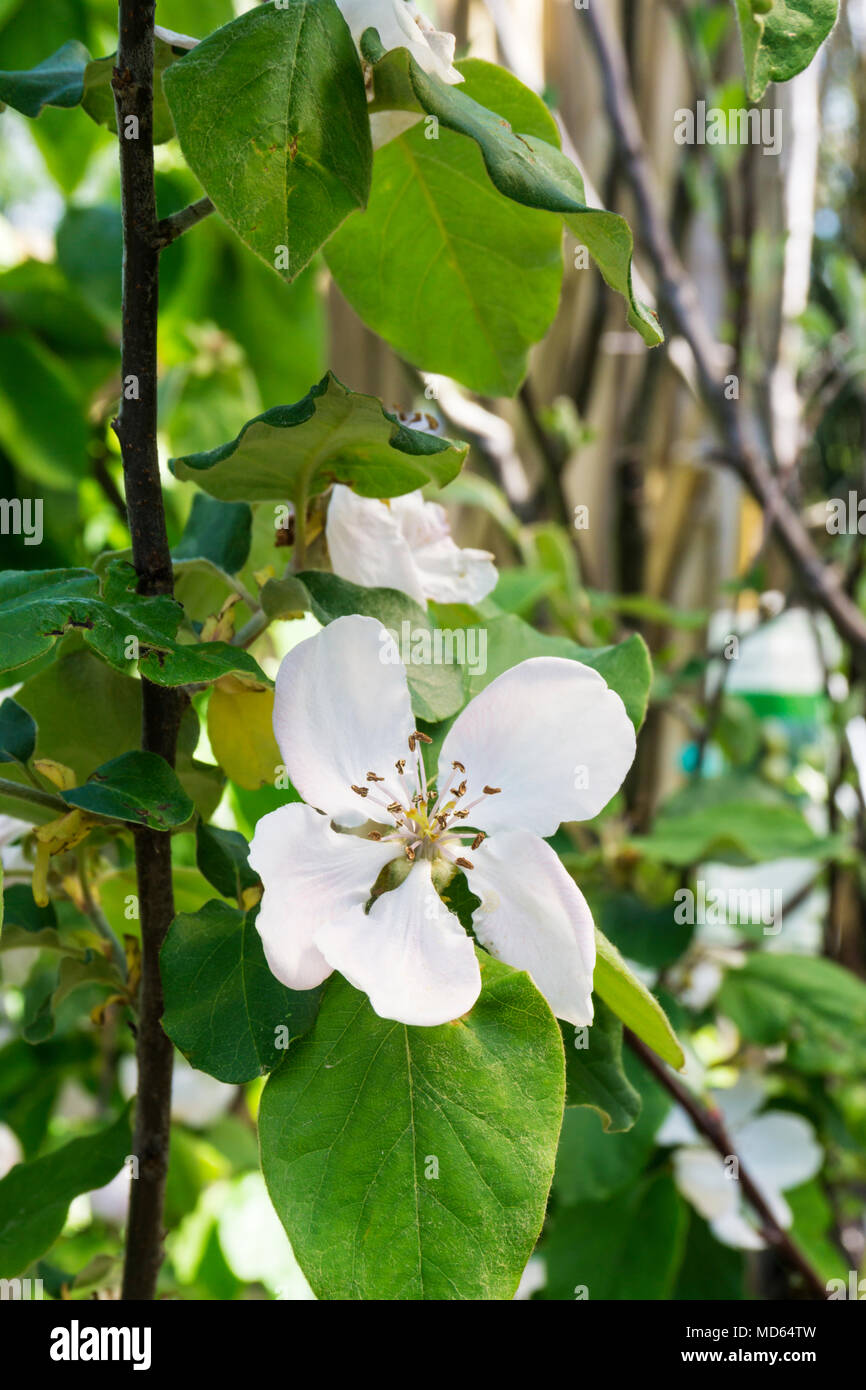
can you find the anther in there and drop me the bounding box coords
[451,760,465,773]
[456,856,474,869]
[454,810,469,819]
[395,759,406,774]
[435,815,448,831]
[366,772,384,782]
[471,833,485,850]
[405,845,416,861]
[412,730,433,744]
[368,832,383,840]
[483,786,501,795]
[351,785,369,798]
[408,735,416,752]
[387,801,402,814]
[450,781,467,797]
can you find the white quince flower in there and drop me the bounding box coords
[338,0,462,81]
[657,1074,822,1250]
[326,485,497,606]
[120,1054,234,1129]
[0,813,34,878]
[0,1122,22,1179]
[249,615,635,1027]
[336,0,463,148]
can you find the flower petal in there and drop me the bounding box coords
[249,802,398,990]
[736,1112,822,1194]
[336,0,464,84]
[401,496,497,604]
[709,1209,767,1251]
[672,1146,739,1223]
[273,614,416,825]
[656,1103,699,1148]
[438,657,636,837]
[713,1074,766,1132]
[326,486,427,605]
[314,858,481,1026]
[464,830,595,1025]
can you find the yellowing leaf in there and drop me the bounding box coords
[33,758,77,790]
[208,684,281,790]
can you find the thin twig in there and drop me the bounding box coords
[625,1030,828,1299]
[77,846,126,974]
[155,195,214,250]
[154,24,198,50]
[0,777,67,815]
[582,6,866,657]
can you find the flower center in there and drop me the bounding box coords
[349,733,501,869]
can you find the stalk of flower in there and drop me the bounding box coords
[249,614,636,1027]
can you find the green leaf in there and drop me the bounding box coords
[56,205,121,321]
[0,258,115,358]
[327,43,661,391]
[787,1179,850,1284]
[0,924,81,957]
[538,1173,688,1299]
[591,890,694,970]
[162,0,372,281]
[195,822,259,903]
[162,216,326,409]
[0,561,267,687]
[81,36,178,144]
[162,900,323,1085]
[1,884,55,935]
[259,574,310,621]
[673,1213,746,1300]
[170,372,467,509]
[562,997,641,1133]
[172,494,252,578]
[259,956,565,1300]
[718,953,866,1075]
[299,570,466,722]
[0,333,90,487]
[0,697,35,764]
[628,784,848,866]
[0,1105,132,1277]
[23,954,123,1041]
[594,927,685,1068]
[326,58,565,397]
[0,647,222,824]
[553,1048,669,1204]
[735,0,838,102]
[0,39,87,117]
[63,751,195,830]
[1,879,71,959]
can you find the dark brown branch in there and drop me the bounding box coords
[582,6,866,657]
[112,0,184,1302]
[625,1030,828,1300]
